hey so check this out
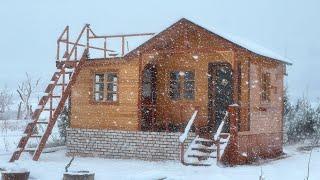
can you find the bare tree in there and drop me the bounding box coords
[16,73,40,119]
[0,87,13,119]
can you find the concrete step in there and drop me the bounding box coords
[187,154,216,160]
[191,147,216,153]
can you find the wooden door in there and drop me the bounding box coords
[141,64,157,131]
[208,63,233,134]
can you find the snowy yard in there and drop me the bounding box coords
[0,147,319,180]
[1,120,320,180]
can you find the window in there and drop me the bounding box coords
[142,68,153,99]
[94,74,104,101]
[261,72,271,102]
[94,72,118,102]
[169,71,180,100]
[169,71,195,100]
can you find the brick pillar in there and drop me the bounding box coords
[228,104,240,165]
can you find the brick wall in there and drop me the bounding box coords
[66,128,195,161]
[238,132,283,162]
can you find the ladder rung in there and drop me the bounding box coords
[30,134,43,138]
[36,121,49,124]
[43,94,61,98]
[23,148,36,152]
[43,108,55,111]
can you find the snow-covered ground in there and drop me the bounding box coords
[0,120,31,154]
[0,120,319,180]
[0,120,61,154]
[0,147,319,180]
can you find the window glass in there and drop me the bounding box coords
[107,92,117,101]
[169,71,194,100]
[95,84,104,92]
[184,81,194,91]
[170,71,179,80]
[261,72,271,102]
[184,71,194,80]
[142,83,152,98]
[184,90,194,99]
[95,92,103,101]
[94,72,118,102]
[107,73,117,82]
[169,80,180,100]
[95,74,104,83]
[142,69,153,98]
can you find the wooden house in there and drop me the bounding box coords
[10,18,291,166]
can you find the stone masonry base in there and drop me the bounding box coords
[66,128,195,161]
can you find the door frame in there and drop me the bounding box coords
[140,63,157,131]
[207,62,233,134]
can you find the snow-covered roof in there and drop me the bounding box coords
[203,25,292,65]
[184,18,292,64]
[128,18,292,65]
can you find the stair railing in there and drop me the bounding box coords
[179,106,199,164]
[57,25,154,60]
[214,104,241,165]
[213,111,229,163]
[213,111,229,141]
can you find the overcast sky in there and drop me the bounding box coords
[0,0,319,104]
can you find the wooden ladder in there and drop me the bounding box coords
[9,24,91,162]
[9,50,87,162]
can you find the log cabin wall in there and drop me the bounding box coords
[136,19,270,132]
[69,18,286,139]
[153,52,233,129]
[70,58,141,130]
[139,23,237,130]
[65,18,288,164]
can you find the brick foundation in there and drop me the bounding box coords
[66,128,195,161]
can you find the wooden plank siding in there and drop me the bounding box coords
[69,18,285,140]
[70,59,140,130]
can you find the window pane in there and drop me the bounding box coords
[107,83,117,92]
[261,73,270,102]
[95,92,103,101]
[142,83,152,98]
[107,73,117,82]
[184,81,194,90]
[95,83,104,92]
[185,71,194,80]
[170,71,179,81]
[95,74,104,83]
[143,69,152,83]
[169,80,180,99]
[107,92,117,101]
[184,90,194,99]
